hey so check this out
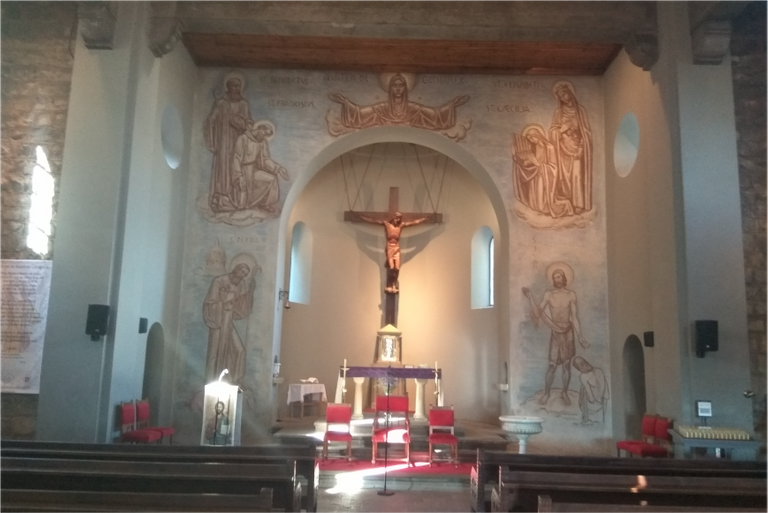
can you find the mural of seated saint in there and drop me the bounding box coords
[326,72,472,141]
[199,120,290,227]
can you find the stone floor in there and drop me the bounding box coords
[316,465,470,512]
[274,416,507,511]
[317,485,470,512]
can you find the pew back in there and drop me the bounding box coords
[1,440,319,512]
[2,456,301,512]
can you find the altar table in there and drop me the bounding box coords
[333,366,443,419]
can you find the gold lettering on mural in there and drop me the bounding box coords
[485,104,531,113]
[493,80,544,90]
[228,236,261,244]
[323,73,375,83]
[260,76,309,86]
[267,99,317,109]
[421,76,467,85]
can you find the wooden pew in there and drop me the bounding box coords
[1,489,274,512]
[470,449,766,512]
[1,456,302,512]
[1,440,319,512]
[539,494,764,512]
[491,470,766,512]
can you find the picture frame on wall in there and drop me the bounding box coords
[696,400,713,418]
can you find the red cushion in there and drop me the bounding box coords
[429,433,458,444]
[325,432,352,442]
[640,415,657,437]
[151,426,175,437]
[618,440,667,457]
[372,428,410,443]
[636,442,668,457]
[122,428,162,443]
[654,417,671,442]
[616,440,645,451]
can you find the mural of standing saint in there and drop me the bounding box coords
[512,81,595,229]
[522,262,589,406]
[549,81,592,214]
[326,73,472,140]
[203,257,259,386]
[203,71,252,214]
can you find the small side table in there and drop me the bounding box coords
[287,383,327,418]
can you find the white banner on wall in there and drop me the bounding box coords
[1,259,52,394]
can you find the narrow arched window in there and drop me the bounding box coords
[288,222,312,305]
[489,236,495,307]
[27,146,54,256]
[471,226,494,309]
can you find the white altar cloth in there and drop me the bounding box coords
[287,383,327,404]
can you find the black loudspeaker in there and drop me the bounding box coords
[85,304,110,341]
[643,331,654,348]
[695,320,718,357]
[138,317,148,334]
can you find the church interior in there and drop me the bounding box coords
[1,1,766,509]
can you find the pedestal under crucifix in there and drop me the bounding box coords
[345,187,442,325]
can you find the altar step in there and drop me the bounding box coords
[271,416,513,462]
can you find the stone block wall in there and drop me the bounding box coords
[0,1,76,439]
[730,1,767,448]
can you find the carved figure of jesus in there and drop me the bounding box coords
[353,211,432,293]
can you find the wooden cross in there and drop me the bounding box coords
[345,187,442,326]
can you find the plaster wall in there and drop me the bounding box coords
[37,4,194,441]
[280,144,501,422]
[37,4,139,442]
[173,68,610,453]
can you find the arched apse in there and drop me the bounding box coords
[274,127,509,423]
[622,334,647,440]
[142,322,165,426]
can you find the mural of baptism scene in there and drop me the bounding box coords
[2,1,765,512]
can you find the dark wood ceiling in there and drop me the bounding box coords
[181,34,623,76]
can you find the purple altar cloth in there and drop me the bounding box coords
[339,366,441,380]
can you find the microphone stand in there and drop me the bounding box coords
[377,366,394,496]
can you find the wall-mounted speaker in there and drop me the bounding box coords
[85,304,110,341]
[643,331,654,348]
[695,320,718,358]
[138,317,148,334]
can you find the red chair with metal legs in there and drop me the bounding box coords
[428,405,459,467]
[136,398,175,444]
[119,401,162,444]
[371,395,411,466]
[322,403,353,462]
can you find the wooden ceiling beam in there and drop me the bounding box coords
[181,34,621,75]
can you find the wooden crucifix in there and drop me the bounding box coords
[344,187,442,326]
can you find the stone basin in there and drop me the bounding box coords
[499,415,544,454]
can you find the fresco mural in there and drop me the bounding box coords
[326,72,472,141]
[203,253,260,386]
[573,356,609,425]
[522,262,589,406]
[512,81,595,229]
[202,71,289,226]
[173,67,608,449]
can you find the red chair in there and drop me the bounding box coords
[136,398,174,444]
[371,395,411,466]
[428,406,459,467]
[119,401,162,444]
[322,403,353,462]
[616,414,671,458]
